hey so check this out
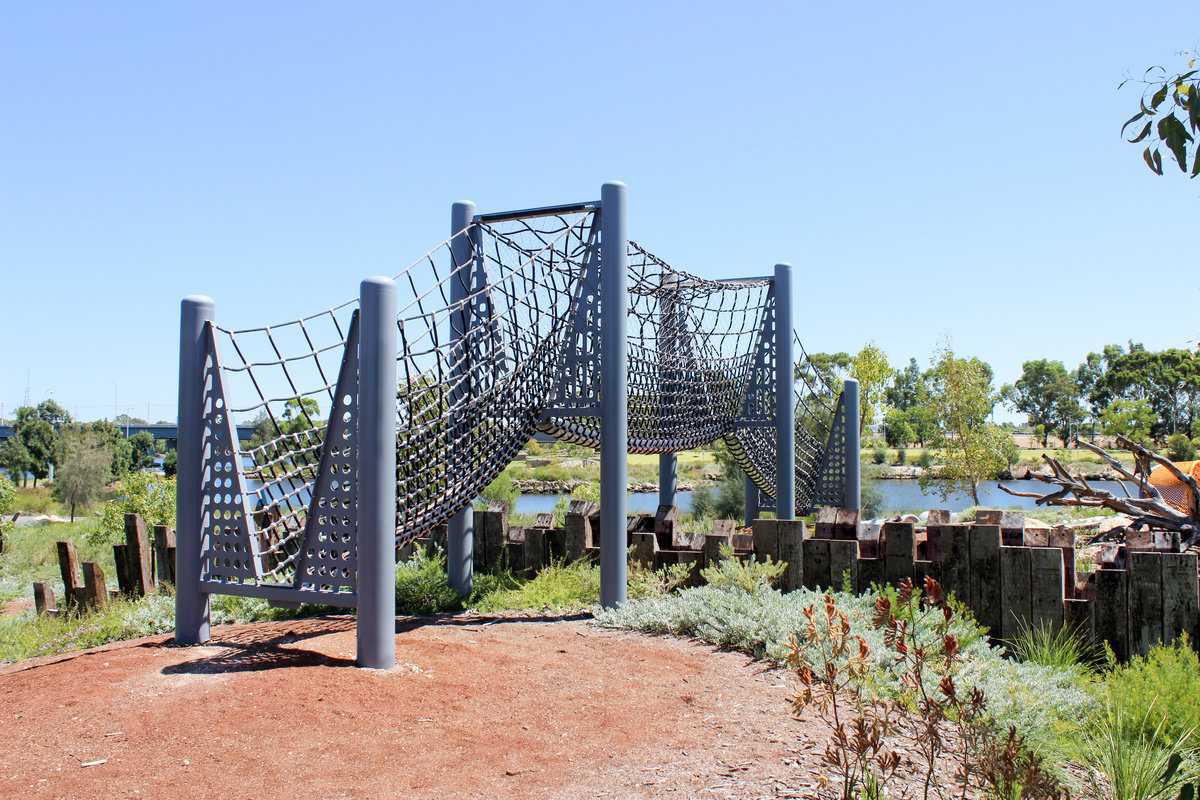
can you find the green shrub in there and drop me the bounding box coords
[915,450,934,469]
[894,447,907,466]
[0,474,14,534]
[692,475,745,521]
[479,470,519,510]
[872,446,888,465]
[394,548,464,615]
[1080,700,1199,800]
[699,544,786,592]
[472,559,599,613]
[1166,433,1197,462]
[88,473,175,545]
[1008,619,1101,672]
[1097,636,1200,750]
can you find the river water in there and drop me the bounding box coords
[245,477,1137,518]
[509,478,1139,516]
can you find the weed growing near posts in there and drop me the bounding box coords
[1094,635,1200,750]
[699,544,786,591]
[1007,619,1100,672]
[1080,701,1199,800]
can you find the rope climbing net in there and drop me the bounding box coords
[206,206,842,590]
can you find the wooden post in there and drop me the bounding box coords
[814,507,837,539]
[999,546,1032,641]
[1094,568,1130,661]
[828,539,857,591]
[56,540,82,610]
[112,543,132,594]
[1064,598,1094,643]
[81,562,108,609]
[1128,552,1164,656]
[777,520,805,592]
[1162,552,1199,646]
[969,525,1002,636]
[802,538,831,590]
[752,518,780,562]
[629,532,656,567]
[882,522,914,587]
[703,532,733,569]
[153,525,177,585]
[524,527,546,574]
[564,504,594,562]
[1029,546,1065,632]
[33,582,55,616]
[124,513,154,597]
[930,524,971,603]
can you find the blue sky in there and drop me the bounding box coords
[1,3,1195,424]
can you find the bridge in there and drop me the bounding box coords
[0,422,259,446]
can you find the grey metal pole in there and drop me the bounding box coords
[447,201,475,596]
[357,276,398,670]
[175,295,213,645]
[658,453,676,508]
[842,377,862,513]
[774,263,796,521]
[599,181,629,608]
[743,475,759,526]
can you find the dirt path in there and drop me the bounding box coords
[0,614,835,799]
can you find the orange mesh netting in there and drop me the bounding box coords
[1148,460,1200,515]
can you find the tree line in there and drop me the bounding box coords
[0,400,164,519]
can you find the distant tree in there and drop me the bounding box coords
[885,358,925,411]
[1003,359,1085,446]
[53,429,112,521]
[162,448,177,477]
[11,408,57,487]
[1166,432,1197,462]
[1100,399,1157,447]
[33,400,72,429]
[904,404,939,449]
[799,351,852,397]
[883,408,915,448]
[112,413,147,428]
[921,346,1011,505]
[0,437,34,487]
[850,344,894,431]
[1087,346,1200,439]
[1121,52,1200,178]
[129,431,158,470]
[79,420,133,478]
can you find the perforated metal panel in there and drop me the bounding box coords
[295,314,359,594]
[201,326,263,583]
[814,392,849,508]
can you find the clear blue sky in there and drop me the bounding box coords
[1,3,1195,424]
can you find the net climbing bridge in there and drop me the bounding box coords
[174,182,860,667]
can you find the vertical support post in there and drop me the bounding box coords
[357,277,398,669]
[658,454,677,508]
[774,263,796,520]
[175,295,213,645]
[657,270,679,511]
[842,378,862,513]
[744,476,759,526]
[600,181,629,608]
[447,201,476,596]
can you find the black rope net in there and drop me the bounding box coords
[211,213,838,587]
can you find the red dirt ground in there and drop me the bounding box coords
[0,615,836,799]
